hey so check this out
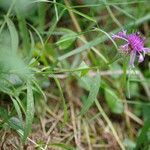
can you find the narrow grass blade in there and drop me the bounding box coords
[32,79,47,101]
[54,0,59,21]
[5,17,19,52]
[23,82,34,142]
[29,30,35,59]
[53,77,68,125]
[58,36,104,61]
[28,23,44,48]
[71,8,96,23]
[15,8,30,55]
[11,97,23,126]
[38,2,46,32]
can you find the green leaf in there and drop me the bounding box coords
[79,76,93,91]
[56,29,77,50]
[79,74,100,116]
[28,23,44,48]
[23,82,34,142]
[75,61,89,77]
[57,33,76,50]
[135,119,150,150]
[32,79,47,102]
[5,17,19,52]
[38,2,46,32]
[11,97,23,126]
[28,30,35,59]
[94,28,118,50]
[58,36,101,61]
[123,138,136,150]
[0,107,9,121]
[15,7,30,55]
[142,105,150,121]
[104,88,124,114]
[79,61,89,77]
[8,117,23,132]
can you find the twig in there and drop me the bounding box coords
[48,69,141,78]
[46,106,73,129]
[66,83,84,150]
[125,110,143,126]
[95,99,125,150]
[44,112,64,149]
[83,120,92,150]
[17,130,45,150]
[49,69,150,100]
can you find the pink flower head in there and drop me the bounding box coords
[112,30,150,67]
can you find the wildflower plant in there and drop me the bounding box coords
[112,31,150,68]
[0,0,150,149]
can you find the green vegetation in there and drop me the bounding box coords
[0,0,150,149]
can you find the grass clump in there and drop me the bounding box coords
[0,0,150,149]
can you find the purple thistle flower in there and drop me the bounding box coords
[112,30,150,67]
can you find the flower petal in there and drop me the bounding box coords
[129,51,136,68]
[112,30,128,41]
[138,53,144,63]
[118,30,127,38]
[143,48,150,53]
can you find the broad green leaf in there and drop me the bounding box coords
[23,82,34,142]
[104,88,124,114]
[78,76,93,91]
[79,61,89,77]
[75,61,89,77]
[57,33,77,50]
[79,74,100,116]
[56,29,77,50]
